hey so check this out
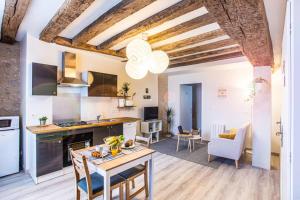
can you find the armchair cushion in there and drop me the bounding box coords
[218,133,236,140]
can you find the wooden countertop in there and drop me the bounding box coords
[26,117,141,134]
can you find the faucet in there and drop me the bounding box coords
[96,114,102,122]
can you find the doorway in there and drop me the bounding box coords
[180,83,202,131]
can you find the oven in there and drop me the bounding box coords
[63,130,93,167]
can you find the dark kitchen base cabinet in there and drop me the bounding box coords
[93,127,109,145]
[93,124,123,144]
[35,125,124,180]
[36,134,63,177]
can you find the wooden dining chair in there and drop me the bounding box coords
[69,149,125,200]
[118,136,150,200]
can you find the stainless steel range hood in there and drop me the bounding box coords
[58,52,89,87]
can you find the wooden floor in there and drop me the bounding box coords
[0,152,279,200]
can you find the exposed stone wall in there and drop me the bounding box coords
[158,74,168,135]
[0,42,20,116]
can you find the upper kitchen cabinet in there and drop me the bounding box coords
[82,71,117,97]
[32,63,57,96]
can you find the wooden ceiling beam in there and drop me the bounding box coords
[154,29,226,52]
[39,0,95,43]
[202,0,274,66]
[147,13,216,44]
[118,15,219,55]
[169,52,244,68]
[1,0,31,43]
[170,46,241,63]
[97,0,204,50]
[53,36,124,58]
[72,0,156,45]
[168,38,237,58]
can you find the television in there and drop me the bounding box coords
[144,107,158,121]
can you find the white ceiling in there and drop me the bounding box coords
[0,0,287,67]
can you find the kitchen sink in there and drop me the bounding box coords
[87,119,117,124]
[99,119,117,122]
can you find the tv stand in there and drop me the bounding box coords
[141,120,162,143]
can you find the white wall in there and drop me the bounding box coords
[21,34,158,169]
[167,62,253,142]
[291,0,300,198]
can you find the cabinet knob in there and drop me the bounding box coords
[58,140,62,143]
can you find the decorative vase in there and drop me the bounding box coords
[40,120,46,126]
[125,100,133,106]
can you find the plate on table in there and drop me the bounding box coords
[90,150,109,159]
[121,143,135,149]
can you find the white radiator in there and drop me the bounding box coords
[210,124,225,140]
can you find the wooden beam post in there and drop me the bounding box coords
[168,39,237,58]
[72,0,157,45]
[154,29,225,52]
[147,13,216,44]
[1,0,31,43]
[168,52,244,68]
[53,36,124,58]
[202,0,274,67]
[170,46,241,63]
[97,0,204,50]
[39,0,96,43]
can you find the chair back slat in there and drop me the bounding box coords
[178,126,184,134]
[135,136,151,147]
[69,148,93,196]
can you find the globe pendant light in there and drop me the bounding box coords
[125,37,169,79]
[148,50,169,74]
[126,38,152,60]
[125,57,148,79]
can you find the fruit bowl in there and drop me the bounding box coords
[103,135,124,151]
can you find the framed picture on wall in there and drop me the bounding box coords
[218,88,227,97]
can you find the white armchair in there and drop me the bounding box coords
[208,124,249,168]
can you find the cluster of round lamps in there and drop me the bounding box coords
[125,38,170,79]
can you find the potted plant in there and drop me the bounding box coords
[166,107,175,137]
[118,82,134,107]
[39,116,48,126]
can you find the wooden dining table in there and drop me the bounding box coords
[75,146,156,200]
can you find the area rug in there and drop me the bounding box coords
[150,138,229,169]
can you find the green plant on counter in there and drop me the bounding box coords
[119,82,130,97]
[39,116,48,121]
[39,116,48,126]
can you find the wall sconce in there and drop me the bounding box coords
[254,77,269,93]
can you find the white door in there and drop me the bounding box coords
[180,85,193,131]
[280,1,292,199]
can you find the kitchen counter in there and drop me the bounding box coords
[27,117,141,134]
